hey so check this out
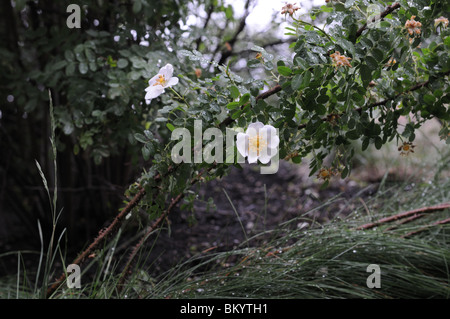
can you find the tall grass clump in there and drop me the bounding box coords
[0,92,67,298]
[123,150,450,299]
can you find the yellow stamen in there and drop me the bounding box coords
[153,74,166,86]
[248,135,268,156]
[320,170,329,178]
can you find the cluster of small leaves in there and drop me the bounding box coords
[130,0,449,215]
[2,0,189,165]
[260,0,450,178]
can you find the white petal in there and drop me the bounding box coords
[247,151,258,164]
[258,143,277,164]
[236,132,248,157]
[258,152,273,164]
[260,125,279,149]
[159,64,174,79]
[268,145,278,156]
[269,135,280,149]
[148,74,160,85]
[261,124,277,136]
[145,85,165,99]
[165,76,179,87]
[246,122,264,134]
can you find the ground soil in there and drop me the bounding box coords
[135,160,379,278]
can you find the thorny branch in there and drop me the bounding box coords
[46,185,147,297]
[217,0,252,66]
[195,4,215,50]
[402,217,450,238]
[356,202,450,230]
[116,166,214,291]
[355,2,401,39]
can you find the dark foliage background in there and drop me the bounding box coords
[0,0,289,264]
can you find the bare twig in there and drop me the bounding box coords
[46,185,147,297]
[401,217,450,238]
[217,0,252,66]
[195,4,215,50]
[116,192,184,292]
[384,213,425,231]
[356,203,450,230]
[116,165,215,292]
[232,39,290,57]
[355,3,401,39]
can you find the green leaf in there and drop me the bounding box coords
[360,64,371,87]
[374,136,383,149]
[301,71,311,89]
[231,110,242,120]
[166,123,175,131]
[291,74,303,90]
[229,86,240,99]
[73,144,80,155]
[365,56,378,70]
[52,60,68,71]
[320,179,330,189]
[238,116,246,128]
[277,65,292,76]
[338,38,355,56]
[256,99,267,112]
[226,102,240,110]
[247,59,260,68]
[295,57,309,69]
[142,146,151,160]
[78,62,89,74]
[264,61,274,71]
[117,58,129,69]
[444,36,450,47]
[65,63,75,76]
[362,137,370,151]
[316,104,326,115]
[346,130,360,140]
[250,45,265,52]
[316,94,329,104]
[341,166,349,179]
[132,0,142,14]
[372,49,384,62]
[144,130,154,140]
[85,48,96,62]
[423,94,435,105]
[64,50,75,61]
[225,5,233,19]
[239,93,250,105]
[292,155,302,164]
[89,62,97,72]
[134,133,147,143]
[320,5,333,12]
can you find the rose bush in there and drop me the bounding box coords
[131,0,449,214]
[1,0,449,294]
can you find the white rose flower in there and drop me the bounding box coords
[145,63,179,101]
[236,122,280,164]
